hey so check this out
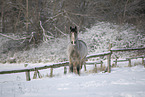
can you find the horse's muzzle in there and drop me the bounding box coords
[71,41,77,45]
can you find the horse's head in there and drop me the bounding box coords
[70,26,78,45]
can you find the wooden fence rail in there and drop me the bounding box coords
[0,61,69,74]
[86,51,111,59]
[0,61,104,75]
[111,47,145,52]
[113,55,145,67]
[0,60,103,81]
[0,46,145,81]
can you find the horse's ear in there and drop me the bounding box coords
[70,26,72,30]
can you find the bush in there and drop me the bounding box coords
[1,22,144,63]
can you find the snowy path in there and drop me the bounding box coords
[0,64,145,97]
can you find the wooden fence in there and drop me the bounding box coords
[0,45,145,81]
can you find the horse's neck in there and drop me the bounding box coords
[72,40,80,50]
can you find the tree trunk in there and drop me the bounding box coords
[1,1,5,33]
[26,0,29,32]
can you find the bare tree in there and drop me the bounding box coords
[0,0,145,49]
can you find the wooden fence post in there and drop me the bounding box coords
[24,63,28,67]
[50,68,53,77]
[37,70,42,78]
[128,59,131,67]
[142,58,144,65]
[100,61,103,68]
[95,63,97,73]
[95,63,97,67]
[143,59,145,68]
[33,69,42,79]
[115,59,117,67]
[26,71,31,81]
[64,67,67,74]
[101,61,103,71]
[107,43,112,73]
[33,70,37,79]
[24,63,31,81]
[84,64,87,71]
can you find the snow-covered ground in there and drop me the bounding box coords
[0,59,145,97]
[0,22,145,97]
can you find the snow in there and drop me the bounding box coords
[0,59,145,97]
[0,22,145,97]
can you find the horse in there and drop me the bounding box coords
[67,26,88,75]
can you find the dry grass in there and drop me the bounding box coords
[86,65,106,74]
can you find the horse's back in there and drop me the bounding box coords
[67,40,88,59]
[78,40,88,59]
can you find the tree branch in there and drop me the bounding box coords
[53,24,67,36]
[0,33,29,40]
[39,21,54,42]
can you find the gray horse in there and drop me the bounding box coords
[67,26,88,74]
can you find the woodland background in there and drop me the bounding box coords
[1,0,145,40]
[0,0,145,63]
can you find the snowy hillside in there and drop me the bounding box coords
[0,22,145,63]
[80,22,145,53]
[0,59,145,97]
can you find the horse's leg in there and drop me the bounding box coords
[81,57,85,68]
[76,60,81,75]
[77,64,80,75]
[69,58,73,73]
[80,61,83,69]
[73,62,77,74]
[81,57,87,70]
[69,63,73,73]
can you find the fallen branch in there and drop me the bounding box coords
[65,12,79,27]
[43,12,64,25]
[0,32,30,40]
[53,25,67,36]
[66,11,99,19]
[39,21,54,41]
